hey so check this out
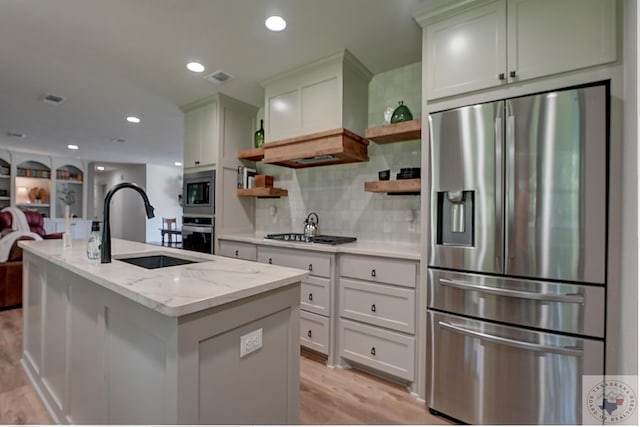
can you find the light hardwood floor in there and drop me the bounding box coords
[0,307,451,425]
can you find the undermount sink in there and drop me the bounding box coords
[117,254,202,270]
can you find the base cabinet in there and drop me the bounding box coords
[22,252,300,424]
[218,240,257,261]
[300,310,330,354]
[257,246,334,360]
[338,318,415,381]
[337,254,418,387]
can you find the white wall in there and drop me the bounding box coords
[95,165,147,243]
[618,0,639,375]
[145,164,183,242]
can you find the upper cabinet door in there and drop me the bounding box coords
[506,0,616,83]
[183,101,218,168]
[425,0,506,100]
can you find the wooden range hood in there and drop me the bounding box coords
[261,128,369,168]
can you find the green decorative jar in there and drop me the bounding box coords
[390,101,413,123]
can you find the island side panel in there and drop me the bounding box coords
[22,252,181,425]
[177,283,301,424]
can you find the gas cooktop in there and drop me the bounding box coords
[264,233,356,245]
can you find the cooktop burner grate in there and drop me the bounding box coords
[265,233,356,245]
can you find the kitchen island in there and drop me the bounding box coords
[19,238,308,425]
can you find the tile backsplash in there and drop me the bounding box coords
[255,62,422,244]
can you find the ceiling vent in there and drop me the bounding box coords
[6,131,25,139]
[204,70,234,85]
[42,93,66,105]
[111,138,127,143]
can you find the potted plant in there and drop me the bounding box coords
[58,185,76,247]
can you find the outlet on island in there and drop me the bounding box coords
[240,328,263,358]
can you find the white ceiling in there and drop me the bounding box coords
[0,0,449,167]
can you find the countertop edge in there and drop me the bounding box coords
[218,234,421,260]
[20,239,309,317]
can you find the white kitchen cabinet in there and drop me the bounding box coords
[182,94,257,241]
[300,310,330,354]
[418,0,616,100]
[257,245,335,358]
[339,278,416,334]
[182,100,218,168]
[218,240,257,261]
[261,49,371,142]
[338,254,418,385]
[301,276,331,317]
[338,318,415,382]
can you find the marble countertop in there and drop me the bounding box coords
[19,238,309,318]
[217,233,421,260]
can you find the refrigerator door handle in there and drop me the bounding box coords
[494,114,504,271]
[437,321,584,357]
[439,278,585,304]
[506,114,516,271]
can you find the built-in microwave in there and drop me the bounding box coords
[183,170,215,215]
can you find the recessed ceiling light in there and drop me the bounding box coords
[67,144,79,150]
[174,161,183,167]
[265,15,286,31]
[96,165,105,171]
[126,116,141,124]
[187,62,205,73]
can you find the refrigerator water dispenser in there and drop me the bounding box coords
[437,190,474,246]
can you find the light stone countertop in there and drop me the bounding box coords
[217,233,421,261]
[19,238,309,318]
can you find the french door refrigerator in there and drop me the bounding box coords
[427,82,608,425]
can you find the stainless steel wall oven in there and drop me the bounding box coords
[182,216,214,254]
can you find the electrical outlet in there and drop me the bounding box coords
[240,328,263,358]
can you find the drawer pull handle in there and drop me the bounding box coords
[307,330,312,338]
[509,70,517,78]
[308,264,313,271]
[370,347,376,356]
[371,269,376,278]
[235,249,239,256]
[268,258,272,264]
[308,293,313,301]
[371,304,376,312]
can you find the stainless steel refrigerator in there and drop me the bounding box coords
[427,82,608,424]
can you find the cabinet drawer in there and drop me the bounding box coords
[339,319,414,381]
[301,276,330,317]
[218,241,257,262]
[258,246,330,278]
[300,311,329,355]
[340,255,416,288]
[339,278,415,334]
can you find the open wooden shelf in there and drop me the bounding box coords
[237,147,265,161]
[236,187,288,198]
[364,178,421,194]
[365,119,421,144]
